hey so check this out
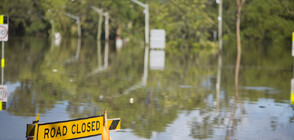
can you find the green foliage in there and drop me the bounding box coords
[150,0,216,49]
[0,0,294,48]
[223,0,294,47]
[0,0,217,49]
[242,0,294,45]
[2,0,50,36]
[40,0,144,38]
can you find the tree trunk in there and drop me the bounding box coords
[235,0,245,92]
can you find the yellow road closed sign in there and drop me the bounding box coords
[37,115,103,140]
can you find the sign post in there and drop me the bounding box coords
[0,15,8,111]
[131,0,149,45]
[0,76,7,111]
[292,32,294,57]
[291,79,294,104]
[292,33,294,104]
[1,41,4,85]
[0,15,8,85]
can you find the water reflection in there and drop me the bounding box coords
[1,37,294,139]
[104,39,109,68]
[149,50,165,70]
[97,40,102,68]
[291,60,294,104]
[123,45,149,94]
[0,101,6,111]
[0,85,7,111]
[215,51,222,114]
[65,37,81,63]
[290,78,294,104]
[0,43,7,111]
[87,39,109,76]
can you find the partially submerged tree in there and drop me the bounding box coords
[235,0,245,92]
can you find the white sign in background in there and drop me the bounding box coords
[0,24,8,42]
[150,29,165,49]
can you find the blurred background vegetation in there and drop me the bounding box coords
[0,0,293,49]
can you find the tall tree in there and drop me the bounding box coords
[235,0,245,91]
[236,0,246,50]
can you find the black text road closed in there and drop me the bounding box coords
[37,115,103,140]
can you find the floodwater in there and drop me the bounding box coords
[0,37,294,140]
